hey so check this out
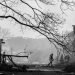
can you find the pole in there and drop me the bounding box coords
[0,39,5,64]
[0,40,1,64]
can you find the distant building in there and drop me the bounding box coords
[59,25,75,64]
[67,25,75,52]
[66,25,75,63]
[53,25,75,65]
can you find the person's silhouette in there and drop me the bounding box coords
[2,51,6,64]
[48,53,54,66]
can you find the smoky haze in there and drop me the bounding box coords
[5,37,57,64]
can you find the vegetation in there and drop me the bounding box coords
[0,0,75,54]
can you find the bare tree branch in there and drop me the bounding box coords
[0,0,74,54]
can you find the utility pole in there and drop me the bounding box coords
[0,39,5,64]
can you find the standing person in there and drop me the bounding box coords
[64,55,70,64]
[60,54,64,64]
[48,53,54,66]
[2,51,6,64]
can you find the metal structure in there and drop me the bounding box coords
[0,39,29,65]
[0,38,31,71]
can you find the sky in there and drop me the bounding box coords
[0,0,75,38]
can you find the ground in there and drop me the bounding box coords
[0,64,75,75]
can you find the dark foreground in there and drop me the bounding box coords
[0,68,75,75]
[0,64,75,75]
[0,71,75,75]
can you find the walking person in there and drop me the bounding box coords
[48,53,54,66]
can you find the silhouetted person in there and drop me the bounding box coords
[60,54,64,64]
[64,55,70,64]
[48,53,54,66]
[2,51,6,64]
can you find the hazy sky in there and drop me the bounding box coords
[0,0,75,38]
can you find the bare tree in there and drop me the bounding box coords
[0,0,75,53]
